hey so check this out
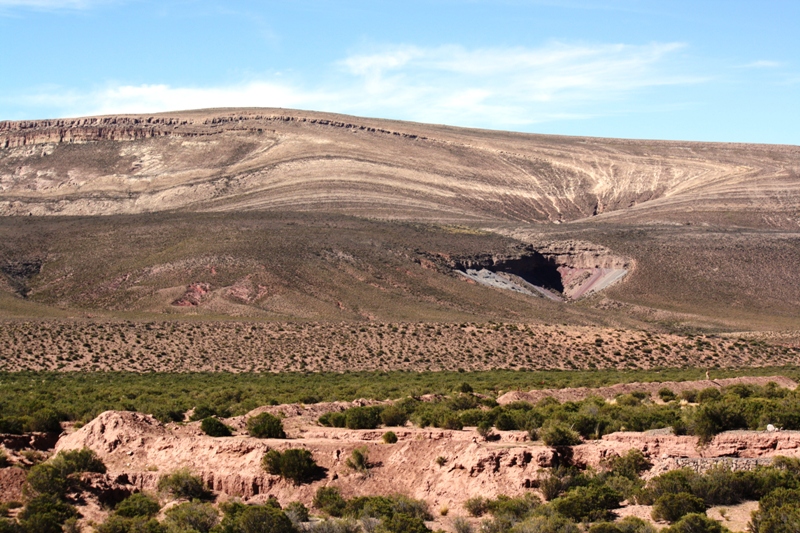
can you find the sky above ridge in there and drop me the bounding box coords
[0,0,798,144]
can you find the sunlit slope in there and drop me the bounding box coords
[2,109,797,227]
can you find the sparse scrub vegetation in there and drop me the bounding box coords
[0,370,798,436]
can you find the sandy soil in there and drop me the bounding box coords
[1,320,796,372]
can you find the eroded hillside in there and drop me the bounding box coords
[2,109,798,228]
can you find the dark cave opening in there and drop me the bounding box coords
[452,252,564,294]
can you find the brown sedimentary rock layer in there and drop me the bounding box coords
[1,108,798,228]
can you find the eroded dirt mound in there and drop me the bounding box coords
[55,395,800,518]
[497,375,797,404]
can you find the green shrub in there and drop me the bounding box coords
[477,421,493,440]
[115,492,161,518]
[318,412,347,428]
[377,512,431,533]
[345,447,370,473]
[263,449,320,485]
[458,382,474,393]
[695,465,759,505]
[18,493,77,533]
[26,408,63,434]
[157,468,211,500]
[314,487,347,517]
[639,468,700,505]
[343,494,430,523]
[485,494,540,520]
[509,514,580,533]
[285,501,310,524]
[0,450,8,469]
[442,415,463,430]
[603,449,652,480]
[464,497,489,517]
[697,388,722,403]
[0,419,23,436]
[0,519,23,533]
[750,488,800,533]
[658,389,677,402]
[235,505,297,533]
[495,413,517,431]
[247,413,286,439]
[588,517,656,533]
[662,513,728,533]
[616,394,642,407]
[452,516,474,533]
[96,515,166,533]
[589,523,623,533]
[380,406,408,427]
[603,475,645,503]
[651,493,705,523]
[190,405,231,422]
[540,473,564,502]
[551,485,622,522]
[540,423,581,447]
[382,431,398,444]
[27,448,106,497]
[201,416,232,437]
[345,407,383,430]
[681,390,698,403]
[163,501,219,533]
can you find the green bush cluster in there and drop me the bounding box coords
[750,487,800,533]
[313,382,800,445]
[319,406,385,430]
[458,453,800,532]
[201,417,233,437]
[246,412,286,439]
[27,448,106,498]
[157,468,212,500]
[96,493,162,533]
[0,449,106,533]
[91,496,302,533]
[262,448,320,485]
[651,493,706,523]
[312,486,432,531]
[638,462,800,507]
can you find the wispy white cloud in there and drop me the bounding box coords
[738,60,783,69]
[13,41,705,128]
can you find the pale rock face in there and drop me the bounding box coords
[1,109,798,229]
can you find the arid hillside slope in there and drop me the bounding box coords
[1,109,798,329]
[2,108,798,228]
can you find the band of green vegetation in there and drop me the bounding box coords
[1,368,798,441]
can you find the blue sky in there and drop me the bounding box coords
[0,1,798,144]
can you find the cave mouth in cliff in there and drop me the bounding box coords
[451,252,565,298]
[487,256,565,293]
